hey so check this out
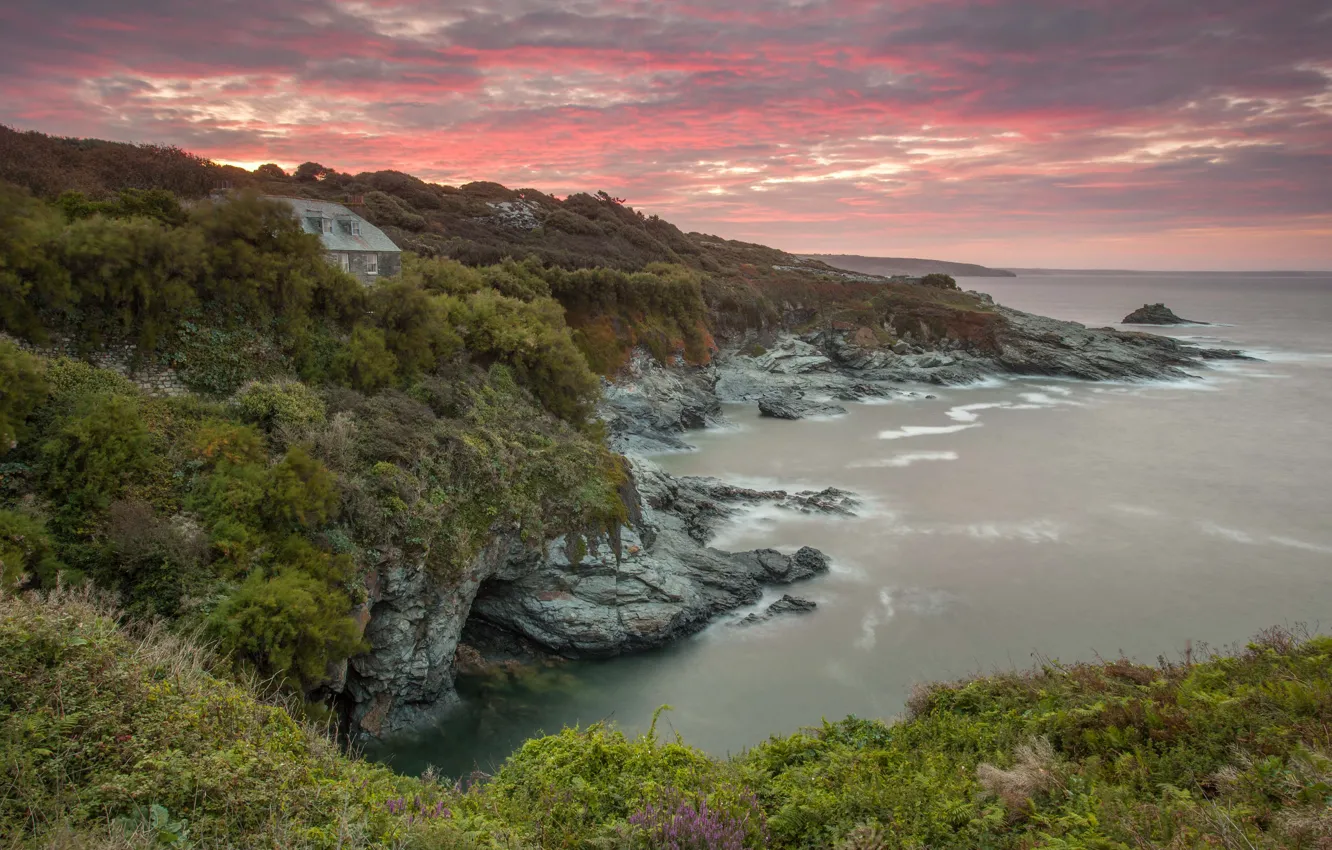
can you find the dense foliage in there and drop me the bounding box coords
[0,181,634,696]
[4,590,1330,849]
[0,126,999,346]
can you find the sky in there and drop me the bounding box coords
[1,1,1331,270]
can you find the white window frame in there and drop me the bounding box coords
[339,253,350,273]
[365,253,378,275]
[351,220,361,236]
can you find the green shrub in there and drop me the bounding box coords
[0,508,63,588]
[41,392,154,524]
[43,356,140,405]
[448,290,600,424]
[337,325,398,392]
[264,446,339,531]
[0,340,48,452]
[208,568,364,688]
[233,378,326,432]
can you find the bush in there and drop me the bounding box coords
[447,290,600,424]
[41,393,154,524]
[337,325,399,392]
[0,340,48,452]
[920,272,959,290]
[264,446,340,531]
[233,379,326,432]
[208,568,364,688]
[0,508,63,588]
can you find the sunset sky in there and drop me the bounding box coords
[2,1,1330,269]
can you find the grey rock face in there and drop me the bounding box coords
[468,460,841,658]
[769,594,818,615]
[599,349,721,453]
[758,393,848,420]
[992,307,1247,381]
[346,457,851,737]
[343,534,527,737]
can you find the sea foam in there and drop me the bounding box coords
[849,451,959,468]
[878,423,979,440]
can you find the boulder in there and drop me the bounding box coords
[735,594,818,626]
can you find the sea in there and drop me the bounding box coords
[371,273,1332,777]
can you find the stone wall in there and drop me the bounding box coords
[0,332,190,397]
[326,250,403,286]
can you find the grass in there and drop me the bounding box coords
[3,588,1331,849]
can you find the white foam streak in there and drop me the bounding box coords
[878,423,979,440]
[963,519,1063,543]
[1018,392,1084,407]
[849,451,959,469]
[855,588,895,651]
[1200,522,1332,555]
[946,403,1005,422]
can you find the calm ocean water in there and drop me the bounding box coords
[372,274,1332,777]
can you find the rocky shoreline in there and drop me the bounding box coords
[341,294,1254,739]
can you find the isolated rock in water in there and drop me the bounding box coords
[1121,303,1202,325]
[735,594,818,626]
[758,393,848,420]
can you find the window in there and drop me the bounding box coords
[339,253,350,273]
[325,218,334,234]
[352,220,361,236]
[366,254,378,275]
[337,219,361,236]
[306,217,322,232]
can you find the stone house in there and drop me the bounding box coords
[267,197,401,284]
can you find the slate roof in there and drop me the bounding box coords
[267,197,400,253]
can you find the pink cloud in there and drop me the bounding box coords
[0,0,1329,268]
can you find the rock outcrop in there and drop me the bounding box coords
[758,393,848,420]
[343,458,851,737]
[736,594,819,626]
[1121,303,1202,325]
[342,533,526,737]
[467,460,840,658]
[599,349,721,453]
[344,291,1254,739]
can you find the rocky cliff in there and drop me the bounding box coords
[339,453,852,738]
[341,287,1252,739]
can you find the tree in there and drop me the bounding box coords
[293,162,330,182]
[0,182,72,341]
[255,163,288,179]
[919,273,958,290]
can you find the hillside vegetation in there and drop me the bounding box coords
[4,589,1330,849]
[0,125,1002,347]
[0,182,652,700]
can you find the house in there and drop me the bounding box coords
[267,197,401,284]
